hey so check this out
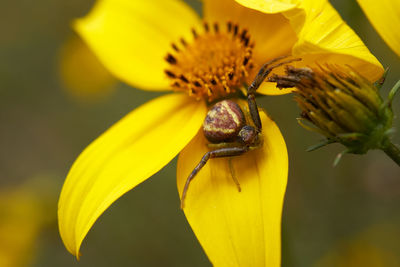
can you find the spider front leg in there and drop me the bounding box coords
[247,56,302,131]
[180,146,249,209]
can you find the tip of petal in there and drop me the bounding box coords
[235,0,299,14]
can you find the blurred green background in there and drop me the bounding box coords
[1,0,399,266]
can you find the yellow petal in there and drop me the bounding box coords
[357,0,400,57]
[255,62,297,95]
[75,0,201,90]
[58,94,207,257]
[177,111,288,266]
[59,35,116,103]
[286,0,383,81]
[234,0,299,14]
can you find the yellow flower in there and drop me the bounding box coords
[59,35,117,103]
[357,0,400,57]
[58,0,383,265]
[315,223,400,267]
[0,190,43,267]
[0,177,56,267]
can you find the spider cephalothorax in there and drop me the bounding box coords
[180,56,300,209]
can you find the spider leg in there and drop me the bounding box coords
[180,146,249,209]
[228,158,241,192]
[247,55,291,94]
[248,56,302,94]
[247,56,302,131]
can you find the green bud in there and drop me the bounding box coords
[269,65,400,166]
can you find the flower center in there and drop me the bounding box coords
[164,22,255,102]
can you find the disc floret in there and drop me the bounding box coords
[164,21,255,102]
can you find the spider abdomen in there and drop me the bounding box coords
[203,100,245,143]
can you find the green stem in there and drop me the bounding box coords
[382,142,400,166]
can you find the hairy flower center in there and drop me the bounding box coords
[164,22,255,102]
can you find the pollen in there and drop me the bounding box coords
[164,22,255,102]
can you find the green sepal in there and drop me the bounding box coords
[306,139,335,152]
[387,79,400,109]
[297,118,331,137]
[333,149,350,167]
[374,68,389,90]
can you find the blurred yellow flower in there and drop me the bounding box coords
[0,177,56,267]
[59,35,116,103]
[357,0,400,57]
[315,223,400,267]
[316,240,398,267]
[58,0,383,266]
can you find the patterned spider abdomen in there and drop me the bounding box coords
[203,100,245,143]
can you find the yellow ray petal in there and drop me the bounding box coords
[75,0,201,91]
[58,94,207,258]
[286,0,383,81]
[177,112,288,266]
[234,0,299,14]
[257,84,294,95]
[256,61,297,95]
[230,0,383,94]
[357,0,400,57]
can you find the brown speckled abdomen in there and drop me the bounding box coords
[203,100,245,143]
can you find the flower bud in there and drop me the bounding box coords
[269,65,399,165]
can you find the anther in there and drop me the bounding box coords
[165,54,177,64]
[213,23,219,33]
[233,24,238,36]
[240,29,247,40]
[180,75,189,83]
[211,78,217,85]
[165,70,176,78]
[191,28,198,39]
[203,22,209,32]
[171,43,180,52]
[227,21,232,32]
[243,37,249,46]
[194,81,201,87]
[228,72,234,80]
[180,38,187,46]
[243,57,249,66]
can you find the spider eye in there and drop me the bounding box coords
[203,100,245,143]
[238,125,257,145]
